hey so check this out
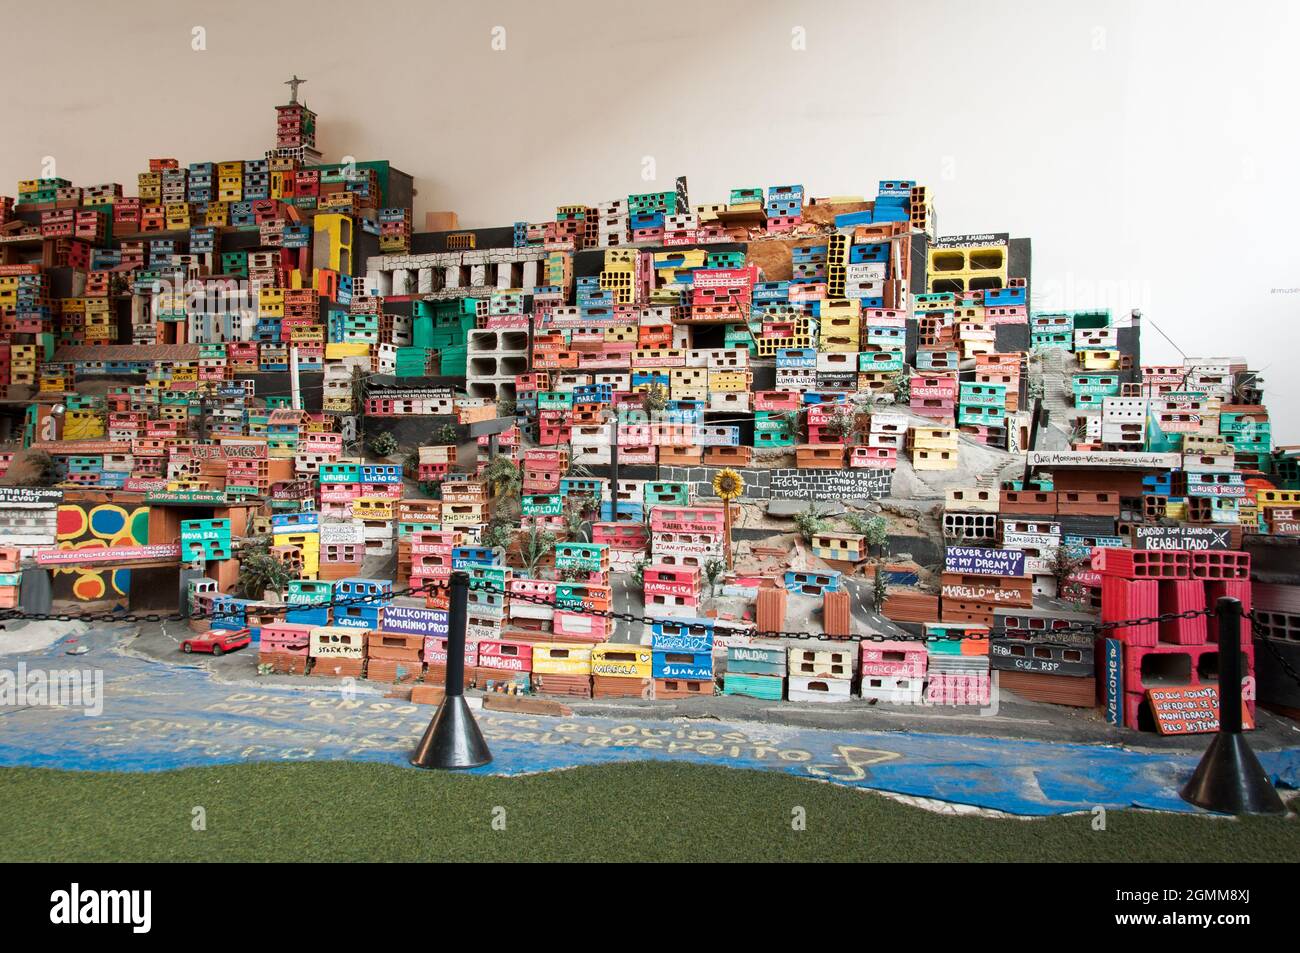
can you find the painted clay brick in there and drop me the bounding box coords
[822,590,851,637]
[1158,580,1209,645]
[1092,547,1191,580]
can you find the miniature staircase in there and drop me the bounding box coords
[975,456,1023,489]
[1039,348,1075,430]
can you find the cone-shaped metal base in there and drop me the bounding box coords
[410,695,492,770]
[1180,732,1287,815]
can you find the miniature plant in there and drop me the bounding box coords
[704,558,725,594]
[482,457,523,519]
[480,518,514,549]
[436,423,460,444]
[888,370,911,403]
[1048,544,1090,605]
[864,515,889,550]
[641,382,669,416]
[841,512,871,535]
[1233,372,1262,404]
[562,492,598,542]
[483,455,522,495]
[368,431,398,458]
[418,480,442,498]
[14,450,59,487]
[235,543,292,600]
[794,501,830,543]
[496,398,517,419]
[825,410,860,442]
[630,559,647,589]
[872,567,888,611]
[520,527,557,577]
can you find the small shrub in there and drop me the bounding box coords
[1049,545,1090,605]
[520,527,557,576]
[641,383,669,415]
[236,543,292,600]
[483,456,522,500]
[825,410,859,441]
[841,512,871,535]
[368,431,399,458]
[704,558,725,592]
[481,519,514,549]
[864,516,889,549]
[794,502,829,543]
[14,450,59,487]
[562,492,598,541]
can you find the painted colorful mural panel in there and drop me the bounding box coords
[53,502,151,601]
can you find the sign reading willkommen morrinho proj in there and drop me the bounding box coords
[1133,525,1232,551]
[944,546,1026,577]
[0,487,63,506]
[380,605,449,637]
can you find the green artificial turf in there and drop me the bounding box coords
[0,761,1294,862]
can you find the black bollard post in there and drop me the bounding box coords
[410,570,492,769]
[1180,597,1285,815]
[609,419,620,520]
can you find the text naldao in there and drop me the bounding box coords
[49,884,151,934]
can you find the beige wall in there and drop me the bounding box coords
[2,0,1298,436]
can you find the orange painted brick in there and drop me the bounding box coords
[822,590,851,637]
[757,587,787,634]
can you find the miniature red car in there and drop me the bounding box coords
[181,628,252,657]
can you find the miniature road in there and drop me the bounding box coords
[609,570,642,645]
[2,622,1298,816]
[842,577,908,639]
[608,570,906,644]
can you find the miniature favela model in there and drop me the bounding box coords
[0,78,1296,858]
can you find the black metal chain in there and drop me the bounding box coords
[1247,609,1300,687]
[0,571,1223,651]
[478,580,1217,645]
[0,580,450,627]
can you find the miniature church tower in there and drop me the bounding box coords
[268,75,322,165]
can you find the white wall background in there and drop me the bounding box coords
[2,0,1297,437]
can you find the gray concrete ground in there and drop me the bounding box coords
[115,615,1300,754]
[55,520,1296,757]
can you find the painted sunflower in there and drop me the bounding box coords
[712,467,745,501]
